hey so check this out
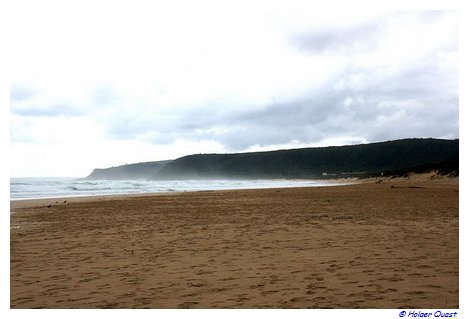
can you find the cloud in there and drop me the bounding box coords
[10,84,36,102]
[94,55,458,151]
[100,41,457,151]
[8,6,459,176]
[290,18,384,54]
[91,86,119,106]
[11,104,84,117]
[10,82,90,118]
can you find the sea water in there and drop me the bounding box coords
[10,177,345,200]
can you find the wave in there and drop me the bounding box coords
[71,181,100,186]
[10,182,32,186]
[68,186,113,191]
[11,178,347,200]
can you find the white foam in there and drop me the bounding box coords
[10,177,349,200]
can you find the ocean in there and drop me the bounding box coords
[10,177,345,200]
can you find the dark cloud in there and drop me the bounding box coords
[97,58,458,151]
[100,60,458,150]
[163,53,458,150]
[234,98,339,127]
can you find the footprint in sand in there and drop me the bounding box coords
[178,301,199,309]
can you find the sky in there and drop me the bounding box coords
[9,1,459,177]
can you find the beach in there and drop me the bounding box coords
[10,175,459,308]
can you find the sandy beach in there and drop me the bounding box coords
[10,175,459,308]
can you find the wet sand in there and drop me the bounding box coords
[10,176,459,308]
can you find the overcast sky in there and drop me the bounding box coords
[9,1,458,177]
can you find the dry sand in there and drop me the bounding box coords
[10,175,459,308]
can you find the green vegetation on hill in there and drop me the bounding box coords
[84,138,458,180]
[152,138,458,180]
[86,160,172,180]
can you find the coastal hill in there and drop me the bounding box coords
[153,138,458,180]
[85,138,458,180]
[86,160,172,180]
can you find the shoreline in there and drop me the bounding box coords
[10,172,457,209]
[10,179,355,209]
[11,175,458,308]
